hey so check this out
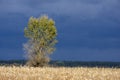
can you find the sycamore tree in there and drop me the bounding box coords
[24,15,57,67]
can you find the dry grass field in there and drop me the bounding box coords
[0,66,120,80]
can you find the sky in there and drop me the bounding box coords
[0,0,120,61]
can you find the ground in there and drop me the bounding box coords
[0,66,120,80]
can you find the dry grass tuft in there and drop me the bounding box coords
[0,66,120,80]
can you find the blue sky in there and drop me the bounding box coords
[0,0,120,61]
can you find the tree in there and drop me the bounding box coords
[24,15,57,67]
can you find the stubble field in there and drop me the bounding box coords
[0,66,120,80]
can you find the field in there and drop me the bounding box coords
[0,66,120,80]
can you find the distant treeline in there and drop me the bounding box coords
[50,61,120,68]
[0,60,26,66]
[0,60,120,68]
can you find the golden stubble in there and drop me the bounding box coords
[0,66,120,80]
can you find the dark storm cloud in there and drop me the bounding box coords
[0,0,119,17]
[51,48,120,61]
[0,0,120,61]
[0,48,24,60]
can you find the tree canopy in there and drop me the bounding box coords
[24,15,57,67]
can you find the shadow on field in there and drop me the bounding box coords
[0,60,120,68]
